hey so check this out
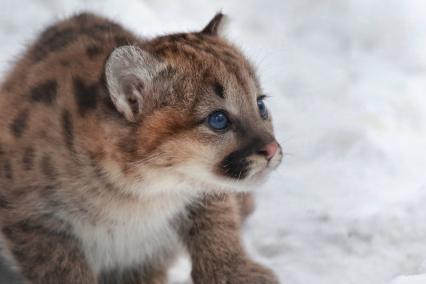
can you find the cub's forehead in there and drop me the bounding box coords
[146,32,260,103]
[149,33,256,78]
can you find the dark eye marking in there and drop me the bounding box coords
[213,83,225,99]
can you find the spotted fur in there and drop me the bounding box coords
[0,12,281,284]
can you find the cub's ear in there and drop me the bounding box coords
[201,12,228,36]
[105,46,165,122]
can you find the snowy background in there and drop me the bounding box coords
[1,0,426,283]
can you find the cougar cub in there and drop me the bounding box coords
[0,12,282,284]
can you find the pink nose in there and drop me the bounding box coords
[259,142,279,161]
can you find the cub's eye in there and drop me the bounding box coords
[257,97,268,119]
[207,111,229,131]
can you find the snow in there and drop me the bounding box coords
[1,1,426,284]
[391,275,426,284]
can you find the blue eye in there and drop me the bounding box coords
[208,111,229,131]
[257,98,268,119]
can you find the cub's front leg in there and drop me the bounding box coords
[184,193,279,284]
[1,218,96,284]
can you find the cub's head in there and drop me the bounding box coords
[105,13,282,193]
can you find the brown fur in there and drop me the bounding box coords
[186,194,279,284]
[0,12,281,283]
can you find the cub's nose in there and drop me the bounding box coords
[258,142,279,161]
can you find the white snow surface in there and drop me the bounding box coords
[391,275,426,284]
[1,1,426,284]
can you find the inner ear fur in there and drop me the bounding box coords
[105,45,165,122]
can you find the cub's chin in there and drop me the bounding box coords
[212,149,283,192]
[212,167,274,193]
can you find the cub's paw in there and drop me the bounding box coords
[232,260,279,284]
[192,259,279,284]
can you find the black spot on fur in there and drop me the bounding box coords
[10,110,29,138]
[0,193,11,209]
[40,155,57,180]
[213,82,225,98]
[9,220,34,234]
[114,35,131,47]
[1,226,13,239]
[11,247,28,263]
[3,160,13,180]
[33,27,77,61]
[22,147,35,171]
[86,45,102,59]
[61,110,74,150]
[30,80,58,105]
[73,78,98,116]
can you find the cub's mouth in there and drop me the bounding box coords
[217,139,282,181]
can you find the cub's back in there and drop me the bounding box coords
[0,13,137,191]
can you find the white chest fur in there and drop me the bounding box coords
[71,192,193,273]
